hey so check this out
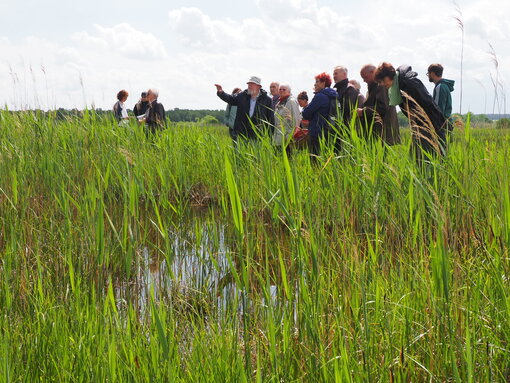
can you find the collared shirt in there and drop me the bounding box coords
[120,101,128,119]
[272,95,280,108]
[249,97,257,117]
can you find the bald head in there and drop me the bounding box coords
[333,66,348,83]
[270,82,280,97]
[360,64,376,85]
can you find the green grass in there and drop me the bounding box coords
[0,110,509,382]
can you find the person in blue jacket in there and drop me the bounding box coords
[301,72,338,157]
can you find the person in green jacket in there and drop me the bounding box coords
[427,63,455,132]
[224,88,242,138]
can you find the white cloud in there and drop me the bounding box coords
[0,0,509,114]
[0,22,173,110]
[73,23,167,60]
[168,7,216,47]
[168,2,377,54]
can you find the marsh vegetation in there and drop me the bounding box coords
[0,110,509,381]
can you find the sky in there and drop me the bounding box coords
[0,0,508,114]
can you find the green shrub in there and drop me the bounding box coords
[496,117,510,129]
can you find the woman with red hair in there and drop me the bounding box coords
[301,73,338,157]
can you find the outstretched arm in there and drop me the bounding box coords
[215,84,240,106]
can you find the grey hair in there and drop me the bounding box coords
[348,79,361,90]
[148,88,159,98]
[334,66,348,75]
[360,64,376,73]
[280,84,292,93]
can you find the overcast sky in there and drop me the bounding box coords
[1,0,508,114]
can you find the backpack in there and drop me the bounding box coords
[328,96,342,122]
[324,96,342,134]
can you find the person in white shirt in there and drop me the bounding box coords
[113,90,130,126]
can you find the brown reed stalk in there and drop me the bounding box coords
[453,2,464,115]
[400,90,442,156]
[488,42,500,115]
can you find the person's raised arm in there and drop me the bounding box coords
[215,84,239,105]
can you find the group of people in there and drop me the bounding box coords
[112,88,166,133]
[216,62,455,159]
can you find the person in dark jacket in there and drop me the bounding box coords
[349,79,366,107]
[333,66,360,128]
[113,89,130,125]
[427,63,455,132]
[133,91,149,118]
[301,72,338,157]
[141,88,166,134]
[357,64,400,145]
[215,76,274,141]
[375,63,447,159]
[297,91,310,129]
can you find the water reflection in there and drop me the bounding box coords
[116,223,243,317]
[113,215,291,326]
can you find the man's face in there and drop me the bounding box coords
[427,72,438,83]
[270,82,279,96]
[147,91,155,102]
[247,82,261,96]
[333,68,347,83]
[314,79,326,92]
[360,69,375,85]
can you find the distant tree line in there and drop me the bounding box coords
[396,111,497,128]
[166,108,224,123]
[2,108,509,128]
[0,107,226,124]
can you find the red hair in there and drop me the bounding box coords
[315,72,332,88]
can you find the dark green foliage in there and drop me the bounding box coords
[496,117,510,129]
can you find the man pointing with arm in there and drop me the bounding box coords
[215,76,274,142]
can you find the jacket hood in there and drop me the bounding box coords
[320,87,338,99]
[439,79,455,91]
[397,65,417,80]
